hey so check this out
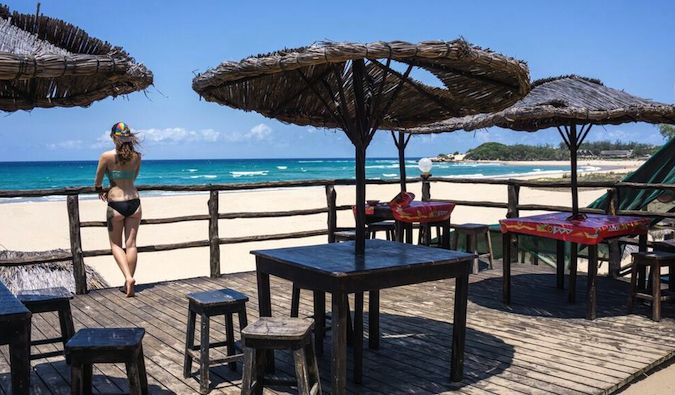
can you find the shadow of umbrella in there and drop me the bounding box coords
[243,312,513,394]
[467,270,675,320]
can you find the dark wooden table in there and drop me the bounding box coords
[500,213,651,320]
[0,281,32,395]
[252,239,474,395]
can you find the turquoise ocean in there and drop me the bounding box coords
[0,158,581,202]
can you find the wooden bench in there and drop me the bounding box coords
[184,288,249,394]
[17,287,75,360]
[0,281,32,395]
[65,327,148,395]
[241,317,321,395]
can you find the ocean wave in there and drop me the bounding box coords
[189,175,218,179]
[231,171,269,178]
[580,166,601,172]
[276,166,288,170]
[187,169,198,172]
[441,173,485,179]
[366,164,398,169]
[382,173,398,177]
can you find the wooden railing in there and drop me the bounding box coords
[1,177,673,294]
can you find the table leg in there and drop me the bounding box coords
[569,243,578,303]
[442,221,451,249]
[638,233,648,252]
[502,232,511,304]
[9,319,31,395]
[586,245,598,320]
[405,223,413,244]
[255,268,275,373]
[313,291,325,357]
[368,290,380,350]
[354,292,364,383]
[395,221,404,243]
[638,233,648,290]
[556,240,565,289]
[331,292,348,395]
[451,271,469,382]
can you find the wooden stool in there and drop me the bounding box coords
[334,221,397,242]
[333,230,356,242]
[395,219,450,249]
[630,251,675,321]
[184,288,248,394]
[451,223,494,273]
[241,317,321,395]
[367,220,396,240]
[17,287,74,361]
[65,328,147,395]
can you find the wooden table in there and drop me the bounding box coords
[500,213,651,320]
[0,281,32,395]
[252,239,474,395]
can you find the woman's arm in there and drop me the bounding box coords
[94,154,108,201]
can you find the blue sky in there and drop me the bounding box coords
[1,0,673,161]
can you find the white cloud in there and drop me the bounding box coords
[139,127,222,143]
[248,123,272,140]
[47,140,83,150]
[222,123,273,142]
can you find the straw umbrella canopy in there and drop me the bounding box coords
[0,4,153,112]
[193,39,530,254]
[404,75,675,219]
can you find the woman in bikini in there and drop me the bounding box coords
[94,122,142,297]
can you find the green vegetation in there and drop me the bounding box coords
[463,140,660,161]
[464,142,567,160]
[658,124,675,140]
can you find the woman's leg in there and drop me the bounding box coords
[107,206,135,296]
[124,205,142,278]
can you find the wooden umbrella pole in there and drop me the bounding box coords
[568,123,584,220]
[352,59,369,255]
[392,131,409,192]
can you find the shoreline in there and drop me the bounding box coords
[0,159,642,205]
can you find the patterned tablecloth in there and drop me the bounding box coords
[499,212,650,245]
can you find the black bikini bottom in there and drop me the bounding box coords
[108,198,141,217]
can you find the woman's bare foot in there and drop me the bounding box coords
[125,278,136,297]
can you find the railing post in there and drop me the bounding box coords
[421,175,431,202]
[506,183,520,262]
[606,187,621,278]
[67,195,87,294]
[208,190,221,277]
[326,184,337,243]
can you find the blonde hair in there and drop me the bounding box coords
[111,133,141,164]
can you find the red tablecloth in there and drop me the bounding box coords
[390,201,456,223]
[499,212,650,245]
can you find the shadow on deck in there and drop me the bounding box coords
[2,260,675,394]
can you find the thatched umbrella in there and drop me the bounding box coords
[193,40,530,254]
[0,249,108,293]
[0,4,153,111]
[405,75,675,219]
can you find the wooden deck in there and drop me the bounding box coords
[2,260,675,394]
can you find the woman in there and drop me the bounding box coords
[94,122,142,297]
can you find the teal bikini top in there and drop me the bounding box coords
[106,168,136,181]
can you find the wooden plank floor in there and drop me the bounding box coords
[2,260,675,394]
